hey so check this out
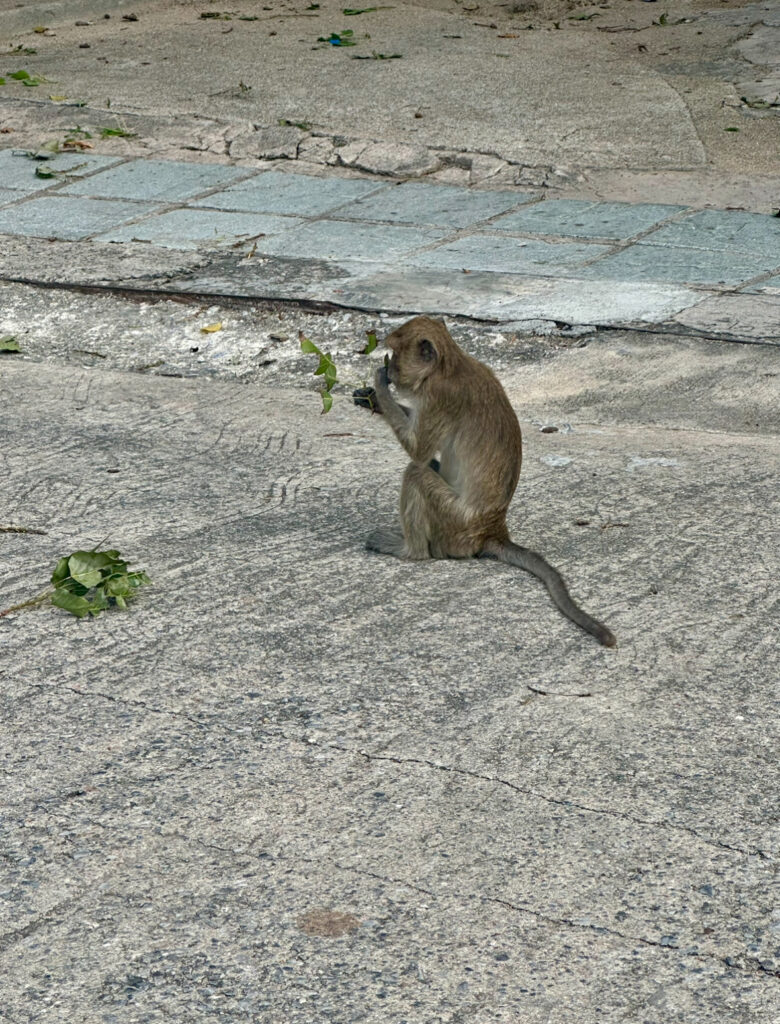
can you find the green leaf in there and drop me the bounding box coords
[68,550,117,576]
[35,166,56,178]
[0,78,5,86]
[87,590,110,615]
[51,556,70,585]
[321,391,333,414]
[51,589,92,618]
[343,7,377,14]
[70,567,103,588]
[99,126,136,138]
[300,336,321,355]
[0,336,21,353]
[362,332,378,354]
[127,570,151,587]
[8,69,46,87]
[724,126,740,132]
[103,575,133,598]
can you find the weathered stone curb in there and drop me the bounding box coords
[0,97,569,189]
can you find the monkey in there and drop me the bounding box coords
[353,316,616,647]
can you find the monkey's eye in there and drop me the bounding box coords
[419,339,436,362]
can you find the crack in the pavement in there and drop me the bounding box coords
[0,882,102,954]
[10,684,773,862]
[337,862,779,980]
[58,684,208,731]
[1,273,776,348]
[334,744,770,860]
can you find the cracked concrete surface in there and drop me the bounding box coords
[1,319,778,1020]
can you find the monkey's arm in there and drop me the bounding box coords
[372,367,437,463]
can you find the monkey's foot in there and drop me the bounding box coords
[365,528,405,557]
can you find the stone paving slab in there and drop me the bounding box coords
[99,207,303,249]
[636,210,780,255]
[0,149,123,191]
[190,169,384,217]
[0,195,161,240]
[59,157,249,202]
[333,181,533,229]
[492,200,686,240]
[747,274,780,294]
[253,219,446,263]
[674,293,780,342]
[2,150,780,339]
[408,235,611,276]
[579,245,780,288]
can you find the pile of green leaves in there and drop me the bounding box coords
[51,550,150,617]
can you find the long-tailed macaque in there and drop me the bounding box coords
[353,316,616,647]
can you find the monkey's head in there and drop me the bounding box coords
[383,316,453,393]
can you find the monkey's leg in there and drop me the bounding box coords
[365,463,431,558]
[403,463,482,559]
[399,462,436,559]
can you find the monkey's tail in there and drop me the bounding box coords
[481,538,617,648]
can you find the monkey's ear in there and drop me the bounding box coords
[419,339,437,363]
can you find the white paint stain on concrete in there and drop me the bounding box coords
[627,456,680,471]
[540,454,573,467]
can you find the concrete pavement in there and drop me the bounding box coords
[1,1,779,1021]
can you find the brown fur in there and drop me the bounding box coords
[361,315,616,647]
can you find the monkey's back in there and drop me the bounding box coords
[435,350,522,515]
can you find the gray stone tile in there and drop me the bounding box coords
[496,278,700,326]
[98,208,303,249]
[744,273,780,294]
[0,196,160,240]
[639,209,780,255]
[674,293,780,342]
[582,243,780,287]
[330,268,697,325]
[254,221,445,262]
[408,234,608,275]
[60,159,247,202]
[335,182,532,228]
[0,149,123,191]
[191,170,381,216]
[0,188,21,207]
[493,200,684,240]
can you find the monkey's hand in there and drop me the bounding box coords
[352,386,381,413]
[374,365,391,391]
